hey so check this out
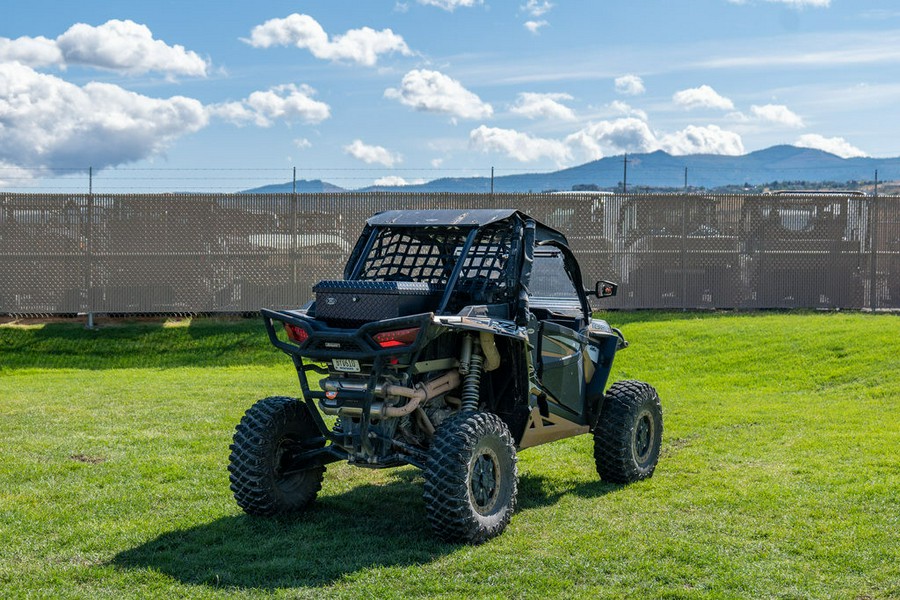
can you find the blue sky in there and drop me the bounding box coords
[2,0,900,190]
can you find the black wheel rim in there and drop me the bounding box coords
[633,410,654,463]
[469,447,500,515]
[274,437,305,492]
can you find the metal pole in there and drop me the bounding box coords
[684,167,688,192]
[869,170,879,311]
[681,195,688,310]
[490,166,494,195]
[623,154,628,194]
[291,166,298,292]
[86,166,95,328]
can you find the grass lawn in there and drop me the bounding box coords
[0,312,898,599]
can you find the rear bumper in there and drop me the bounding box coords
[261,308,432,361]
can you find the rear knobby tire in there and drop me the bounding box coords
[228,396,325,516]
[423,412,518,544]
[594,380,663,484]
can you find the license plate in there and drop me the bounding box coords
[332,358,360,373]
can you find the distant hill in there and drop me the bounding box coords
[243,179,346,193]
[243,146,900,193]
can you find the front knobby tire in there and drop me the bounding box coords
[228,396,325,516]
[594,380,663,484]
[423,412,518,544]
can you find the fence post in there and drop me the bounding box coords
[869,193,879,312]
[291,167,299,298]
[681,194,688,311]
[85,173,95,328]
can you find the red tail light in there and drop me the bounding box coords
[284,323,309,344]
[372,327,420,348]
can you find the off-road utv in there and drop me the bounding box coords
[229,209,662,544]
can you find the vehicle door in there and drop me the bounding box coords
[527,246,590,415]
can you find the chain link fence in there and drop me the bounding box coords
[1,192,898,314]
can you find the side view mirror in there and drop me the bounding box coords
[594,280,618,298]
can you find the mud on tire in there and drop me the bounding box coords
[228,396,325,515]
[594,380,663,484]
[423,412,518,544]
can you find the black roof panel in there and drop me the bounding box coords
[366,209,519,227]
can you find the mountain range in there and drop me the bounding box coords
[244,145,900,194]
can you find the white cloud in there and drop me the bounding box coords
[294,138,312,149]
[727,0,829,6]
[524,20,549,34]
[0,162,35,188]
[510,92,575,121]
[750,104,804,128]
[0,62,207,170]
[385,69,493,120]
[467,116,748,166]
[566,118,659,160]
[608,100,648,121]
[0,35,62,67]
[768,0,830,7]
[673,85,735,110]
[615,74,645,96]
[661,125,745,155]
[0,20,209,77]
[794,134,866,158]
[417,0,482,10]
[344,140,402,167]
[373,175,425,186]
[469,125,571,163]
[209,84,330,127]
[245,14,412,67]
[523,0,554,16]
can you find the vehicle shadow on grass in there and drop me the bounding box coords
[112,470,620,591]
[111,475,453,591]
[517,471,622,510]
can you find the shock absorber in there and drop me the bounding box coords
[460,338,484,413]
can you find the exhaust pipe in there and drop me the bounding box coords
[320,370,461,418]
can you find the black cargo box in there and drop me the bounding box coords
[313,280,445,325]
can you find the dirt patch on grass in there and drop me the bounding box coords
[69,454,106,465]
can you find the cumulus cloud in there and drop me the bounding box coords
[373,175,425,186]
[609,100,648,121]
[0,19,209,77]
[510,92,575,121]
[661,125,745,155]
[523,0,554,16]
[769,0,830,7]
[794,134,866,158]
[615,74,646,96]
[468,116,746,164]
[673,85,734,110]
[566,118,659,160]
[209,84,330,127]
[294,138,312,149]
[469,126,571,163]
[245,13,412,67]
[0,62,207,170]
[344,140,402,167]
[524,20,549,34]
[750,104,804,128]
[0,36,62,67]
[385,69,493,120]
[417,0,482,10]
[0,162,35,188]
[727,0,829,6]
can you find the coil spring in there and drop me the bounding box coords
[460,352,483,412]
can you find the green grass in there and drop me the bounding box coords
[1,312,898,599]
